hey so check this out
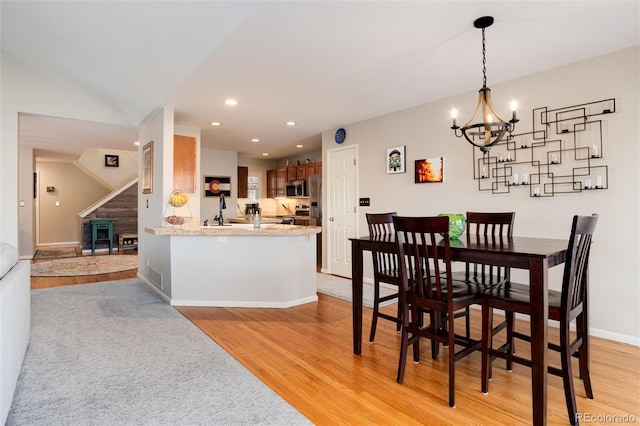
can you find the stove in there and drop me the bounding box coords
[294,204,310,219]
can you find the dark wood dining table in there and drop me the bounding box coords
[349,233,568,426]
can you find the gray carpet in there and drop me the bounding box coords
[7,279,311,426]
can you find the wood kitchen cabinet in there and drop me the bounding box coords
[287,166,297,182]
[237,166,248,198]
[267,169,277,198]
[276,168,286,197]
[173,135,197,192]
[267,162,321,198]
[305,163,316,177]
[296,165,306,181]
[267,168,286,197]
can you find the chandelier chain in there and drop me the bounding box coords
[481,27,487,88]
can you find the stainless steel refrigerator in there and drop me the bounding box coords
[309,174,322,265]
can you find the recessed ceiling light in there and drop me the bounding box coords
[262,153,269,156]
[251,138,260,142]
[210,121,221,126]
[285,121,296,126]
[296,144,303,148]
[134,141,140,146]
[224,99,238,106]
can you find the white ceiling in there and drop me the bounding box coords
[2,1,638,160]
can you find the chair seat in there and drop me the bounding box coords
[450,270,507,288]
[483,282,563,312]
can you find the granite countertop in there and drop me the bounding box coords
[145,223,320,236]
[228,216,283,224]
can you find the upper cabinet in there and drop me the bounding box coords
[305,163,316,177]
[267,161,322,198]
[237,166,248,198]
[287,167,297,182]
[173,135,197,193]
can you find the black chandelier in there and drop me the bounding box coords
[451,16,518,153]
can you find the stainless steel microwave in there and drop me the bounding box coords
[286,180,307,197]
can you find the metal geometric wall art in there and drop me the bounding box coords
[473,98,614,198]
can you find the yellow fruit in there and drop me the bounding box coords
[169,191,188,207]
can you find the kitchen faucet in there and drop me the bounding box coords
[217,194,227,225]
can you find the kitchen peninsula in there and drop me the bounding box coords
[145,224,320,308]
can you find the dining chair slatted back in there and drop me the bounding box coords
[366,212,401,342]
[463,212,515,285]
[481,214,598,425]
[393,215,480,408]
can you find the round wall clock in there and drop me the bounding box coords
[335,128,346,144]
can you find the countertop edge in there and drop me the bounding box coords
[145,224,320,236]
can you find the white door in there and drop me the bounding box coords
[327,145,357,278]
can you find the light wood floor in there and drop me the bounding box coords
[33,262,639,425]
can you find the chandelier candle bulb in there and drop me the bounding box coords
[511,100,518,121]
[523,172,528,184]
[513,173,519,185]
[597,175,602,188]
[593,144,599,157]
[451,109,458,128]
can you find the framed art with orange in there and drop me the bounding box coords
[415,157,444,183]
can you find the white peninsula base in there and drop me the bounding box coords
[146,225,319,308]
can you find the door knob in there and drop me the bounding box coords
[330,217,334,221]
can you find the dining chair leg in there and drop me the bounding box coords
[369,279,381,342]
[412,306,422,363]
[560,321,579,426]
[576,311,594,399]
[464,306,471,339]
[505,311,515,372]
[396,301,402,332]
[397,323,409,383]
[430,311,440,359]
[481,301,492,394]
[448,313,456,408]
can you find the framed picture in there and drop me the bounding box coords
[105,154,119,167]
[386,145,406,174]
[204,176,231,197]
[142,141,153,194]
[415,157,445,183]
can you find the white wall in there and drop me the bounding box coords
[322,47,639,344]
[238,157,278,199]
[137,108,174,298]
[35,160,111,246]
[200,148,238,222]
[1,52,133,255]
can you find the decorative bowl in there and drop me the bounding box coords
[438,213,466,239]
[164,215,192,226]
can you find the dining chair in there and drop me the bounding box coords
[481,214,598,425]
[366,212,401,342]
[453,211,515,286]
[447,212,516,341]
[393,215,480,408]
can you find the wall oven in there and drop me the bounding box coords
[285,180,307,197]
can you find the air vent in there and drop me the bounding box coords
[147,265,163,290]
